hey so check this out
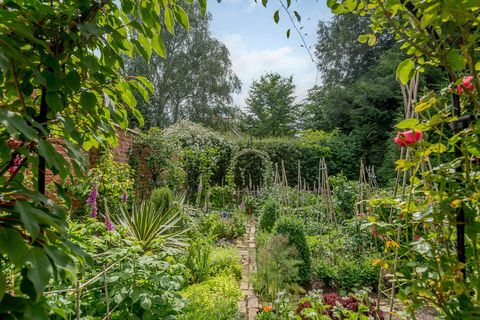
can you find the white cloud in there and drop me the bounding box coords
[217,0,258,13]
[221,33,318,108]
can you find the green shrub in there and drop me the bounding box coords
[274,216,311,285]
[312,253,380,291]
[129,128,186,197]
[198,211,246,241]
[179,275,241,320]
[313,258,338,288]
[68,151,134,217]
[209,186,234,209]
[208,246,242,280]
[150,186,174,211]
[330,174,359,219]
[254,234,302,302]
[117,199,186,251]
[259,199,279,233]
[184,235,213,284]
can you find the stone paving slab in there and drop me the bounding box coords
[236,219,259,320]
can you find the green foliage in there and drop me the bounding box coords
[330,174,359,220]
[238,132,335,186]
[197,211,247,241]
[314,14,392,86]
[228,148,274,190]
[274,216,311,285]
[129,128,185,197]
[208,245,242,280]
[150,186,174,212]
[209,185,234,209]
[184,234,213,284]
[0,0,201,315]
[259,199,280,233]
[179,274,241,320]
[125,3,241,130]
[300,13,405,179]
[69,151,134,217]
[308,227,380,291]
[93,255,185,319]
[117,200,186,251]
[254,234,302,302]
[46,218,187,319]
[244,72,298,137]
[327,0,480,316]
[163,121,235,196]
[313,255,379,291]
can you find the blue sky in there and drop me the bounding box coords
[207,0,332,108]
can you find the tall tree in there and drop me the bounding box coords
[315,14,393,85]
[244,73,297,137]
[126,3,241,129]
[303,14,403,179]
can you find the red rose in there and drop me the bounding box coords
[457,75,474,94]
[394,130,422,147]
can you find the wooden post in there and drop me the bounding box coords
[104,264,110,319]
[76,280,81,320]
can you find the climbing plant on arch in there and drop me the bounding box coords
[227,148,273,191]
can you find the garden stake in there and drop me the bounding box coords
[387,75,418,319]
[76,280,81,320]
[104,264,110,319]
[297,159,301,208]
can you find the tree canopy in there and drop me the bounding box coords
[244,72,298,137]
[125,3,241,129]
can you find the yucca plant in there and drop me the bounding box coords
[117,199,187,251]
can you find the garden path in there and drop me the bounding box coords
[236,219,259,320]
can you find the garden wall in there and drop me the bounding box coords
[46,126,139,187]
[88,126,138,166]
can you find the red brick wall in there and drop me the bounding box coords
[88,126,138,166]
[46,126,138,187]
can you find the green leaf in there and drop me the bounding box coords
[395,118,419,129]
[261,0,268,7]
[358,34,369,44]
[164,7,175,34]
[368,34,377,46]
[131,108,144,127]
[138,33,153,61]
[37,140,70,178]
[446,49,466,71]
[65,71,81,91]
[140,294,152,310]
[415,99,436,112]
[26,247,53,300]
[0,273,6,303]
[273,10,279,24]
[152,33,166,59]
[41,71,62,92]
[294,11,301,22]
[0,228,28,267]
[396,59,415,85]
[45,92,63,112]
[286,29,291,38]
[173,5,190,30]
[0,109,38,141]
[44,247,75,278]
[16,201,63,237]
[80,92,97,110]
[198,0,207,15]
[426,143,447,155]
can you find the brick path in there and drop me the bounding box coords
[236,219,259,320]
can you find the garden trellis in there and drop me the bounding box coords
[44,258,126,320]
